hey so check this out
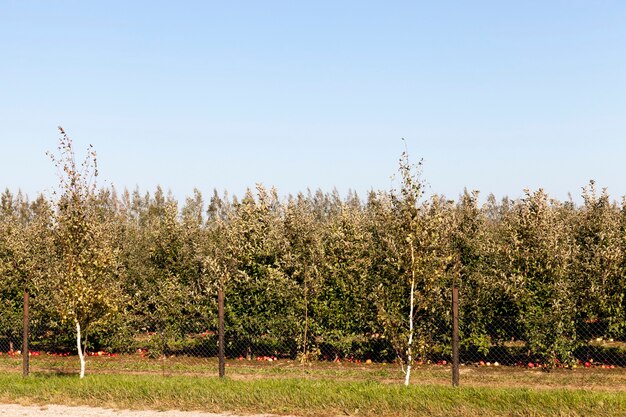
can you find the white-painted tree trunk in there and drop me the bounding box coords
[405,245,416,386]
[75,319,85,379]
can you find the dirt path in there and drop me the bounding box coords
[0,404,289,417]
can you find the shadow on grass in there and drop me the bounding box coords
[31,370,78,379]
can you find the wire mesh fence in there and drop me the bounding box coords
[2,295,626,390]
[459,316,626,369]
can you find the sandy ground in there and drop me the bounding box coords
[0,404,289,417]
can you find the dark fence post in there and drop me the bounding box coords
[23,289,29,378]
[452,285,460,387]
[160,328,167,377]
[218,286,225,378]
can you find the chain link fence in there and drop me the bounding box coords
[459,316,626,368]
[2,294,626,390]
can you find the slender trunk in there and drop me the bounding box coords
[22,289,29,377]
[75,319,85,379]
[405,244,416,386]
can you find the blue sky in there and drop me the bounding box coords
[1,1,625,203]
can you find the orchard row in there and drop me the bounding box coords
[1,139,626,369]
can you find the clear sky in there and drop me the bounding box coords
[1,1,625,203]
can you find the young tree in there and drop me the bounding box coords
[453,190,511,356]
[282,193,324,362]
[0,190,26,354]
[573,182,625,337]
[499,190,578,367]
[47,127,120,378]
[316,194,377,361]
[377,150,454,385]
[226,185,299,359]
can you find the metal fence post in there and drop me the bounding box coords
[218,286,225,378]
[452,285,460,387]
[23,289,29,378]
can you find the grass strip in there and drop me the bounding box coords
[0,372,624,417]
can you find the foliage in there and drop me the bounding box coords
[2,137,626,368]
[0,190,52,350]
[45,128,122,376]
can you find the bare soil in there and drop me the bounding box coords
[0,404,288,417]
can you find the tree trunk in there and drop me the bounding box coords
[404,276,415,386]
[75,319,85,379]
[405,245,416,386]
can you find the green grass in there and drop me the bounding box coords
[0,372,625,416]
[3,354,626,392]
[0,354,406,380]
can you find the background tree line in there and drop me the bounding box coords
[2,156,626,367]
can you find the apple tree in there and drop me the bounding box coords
[573,182,625,338]
[282,193,325,362]
[499,189,578,367]
[47,128,121,378]
[371,150,455,385]
[0,191,52,371]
